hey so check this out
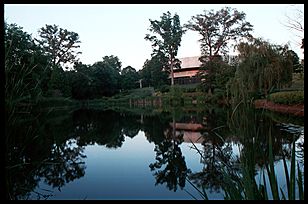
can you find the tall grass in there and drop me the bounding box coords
[225,135,303,200]
[186,104,304,200]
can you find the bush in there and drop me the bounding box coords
[157,85,170,93]
[268,91,304,105]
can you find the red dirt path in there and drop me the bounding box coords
[254,99,304,117]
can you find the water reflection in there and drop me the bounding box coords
[5,108,86,200]
[149,113,191,192]
[188,107,239,193]
[5,106,304,199]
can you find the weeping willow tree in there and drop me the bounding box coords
[227,38,293,105]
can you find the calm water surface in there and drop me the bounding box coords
[6,107,304,200]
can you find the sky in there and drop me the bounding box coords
[4,4,304,70]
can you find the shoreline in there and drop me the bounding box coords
[254,99,304,117]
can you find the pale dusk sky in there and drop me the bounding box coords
[4,4,304,70]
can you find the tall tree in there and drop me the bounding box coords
[36,24,82,69]
[185,7,253,95]
[102,55,122,91]
[186,7,253,60]
[145,11,185,86]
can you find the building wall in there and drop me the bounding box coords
[173,69,199,78]
[169,55,237,85]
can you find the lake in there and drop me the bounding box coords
[5,106,304,200]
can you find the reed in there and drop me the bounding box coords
[186,105,304,200]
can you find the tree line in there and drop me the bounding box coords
[144,7,303,104]
[5,6,304,104]
[4,23,143,102]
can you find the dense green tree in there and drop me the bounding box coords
[185,7,253,95]
[100,55,122,91]
[198,55,236,100]
[70,56,122,99]
[47,68,72,97]
[286,50,303,73]
[35,24,81,69]
[71,62,93,100]
[140,55,169,88]
[145,11,185,86]
[34,24,82,96]
[101,55,122,73]
[92,61,120,97]
[4,23,52,108]
[186,7,253,59]
[229,38,294,102]
[120,66,139,90]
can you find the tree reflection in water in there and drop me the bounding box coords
[186,105,303,198]
[188,107,239,193]
[6,106,303,199]
[37,139,86,191]
[149,113,191,192]
[6,108,145,199]
[6,108,87,200]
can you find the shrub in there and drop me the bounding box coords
[157,85,170,93]
[269,91,304,105]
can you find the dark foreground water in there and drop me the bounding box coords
[5,106,304,200]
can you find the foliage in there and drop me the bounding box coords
[120,66,139,90]
[101,55,122,73]
[36,97,79,109]
[157,84,170,93]
[198,55,236,100]
[91,60,120,97]
[185,7,253,58]
[185,7,251,99]
[70,62,94,100]
[163,86,184,106]
[222,134,304,200]
[268,91,304,105]
[224,105,303,200]
[289,73,304,91]
[186,103,303,200]
[228,38,294,104]
[286,50,303,73]
[111,87,154,100]
[5,22,52,114]
[35,24,81,69]
[47,68,72,97]
[140,55,169,88]
[70,56,122,100]
[145,11,185,86]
